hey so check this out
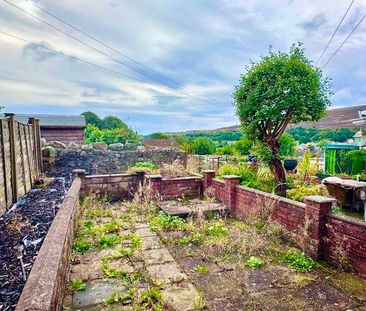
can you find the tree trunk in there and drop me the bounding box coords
[267,139,287,197]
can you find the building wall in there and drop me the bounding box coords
[41,127,84,145]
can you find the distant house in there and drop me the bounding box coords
[15,114,86,145]
[143,139,178,149]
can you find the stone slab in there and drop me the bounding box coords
[146,262,187,283]
[73,279,127,309]
[162,281,199,311]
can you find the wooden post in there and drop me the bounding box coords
[23,125,32,190]
[5,113,18,202]
[18,123,27,195]
[0,119,9,209]
[35,119,42,173]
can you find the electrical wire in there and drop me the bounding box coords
[315,0,355,65]
[322,13,366,68]
[2,0,223,104]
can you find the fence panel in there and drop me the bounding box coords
[0,114,41,216]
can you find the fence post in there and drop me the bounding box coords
[304,195,335,260]
[223,175,240,212]
[4,113,18,202]
[0,119,9,208]
[34,118,42,173]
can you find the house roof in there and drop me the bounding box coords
[143,139,178,148]
[14,114,86,128]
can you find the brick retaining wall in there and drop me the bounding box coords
[202,170,366,277]
[16,176,81,311]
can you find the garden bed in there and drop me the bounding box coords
[0,174,72,311]
[63,194,366,310]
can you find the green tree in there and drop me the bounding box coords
[233,137,253,155]
[192,137,215,155]
[233,44,331,191]
[101,116,128,129]
[82,111,103,128]
[279,132,298,158]
[150,132,169,139]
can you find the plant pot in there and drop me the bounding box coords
[283,159,298,171]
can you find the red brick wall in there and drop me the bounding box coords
[147,176,202,200]
[80,173,143,200]
[41,127,84,145]
[325,215,366,278]
[210,179,226,203]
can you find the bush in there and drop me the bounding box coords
[192,137,215,155]
[84,124,140,145]
[287,184,328,202]
[128,161,157,174]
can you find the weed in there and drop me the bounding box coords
[194,263,209,275]
[245,256,264,268]
[88,209,112,218]
[282,250,317,272]
[150,211,186,232]
[84,220,94,229]
[102,221,120,233]
[72,238,93,254]
[97,234,122,248]
[138,287,163,310]
[203,220,229,237]
[193,291,207,310]
[104,292,119,304]
[101,256,128,278]
[69,279,86,291]
[179,232,205,245]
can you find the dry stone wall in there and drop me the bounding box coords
[46,147,187,174]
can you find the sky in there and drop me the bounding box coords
[0,0,365,134]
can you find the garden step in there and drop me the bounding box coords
[158,200,227,218]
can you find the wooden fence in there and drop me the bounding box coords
[0,114,42,216]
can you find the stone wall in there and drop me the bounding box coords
[47,148,187,174]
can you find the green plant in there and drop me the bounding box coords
[287,184,328,202]
[104,292,119,304]
[102,221,120,233]
[234,43,331,189]
[138,287,163,309]
[88,209,113,218]
[192,137,215,155]
[70,279,86,291]
[128,161,158,174]
[245,256,264,268]
[97,234,122,248]
[193,291,207,310]
[72,238,93,254]
[179,232,205,245]
[194,263,209,275]
[101,256,128,278]
[203,220,229,238]
[149,211,186,232]
[282,250,317,272]
[83,220,94,229]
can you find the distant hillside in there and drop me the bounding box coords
[172,105,365,135]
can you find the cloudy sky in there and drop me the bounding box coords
[0,0,365,134]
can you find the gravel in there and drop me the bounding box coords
[0,173,72,311]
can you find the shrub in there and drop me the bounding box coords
[287,184,328,202]
[128,161,158,174]
[192,137,215,155]
[282,250,316,272]
[84,124,140,145]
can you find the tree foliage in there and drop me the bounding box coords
[150,132,170,139]
[288,127,357,144]
[84,124,139,145]
[233,43,331,188]
[82,111,130,130]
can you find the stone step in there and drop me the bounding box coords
[158,200,227,218]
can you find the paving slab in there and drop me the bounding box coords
[146,262,187,283]
[73,279,127,309]
[140,235,163,250]
[158,200,227,217]
[161,281,199,311]
[142,248,175,266]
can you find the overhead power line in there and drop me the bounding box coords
[0,30,147,83]
[28,1,199,92]
[315,0,355,65]
[2,0,222,104]
[322,13,366,69]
